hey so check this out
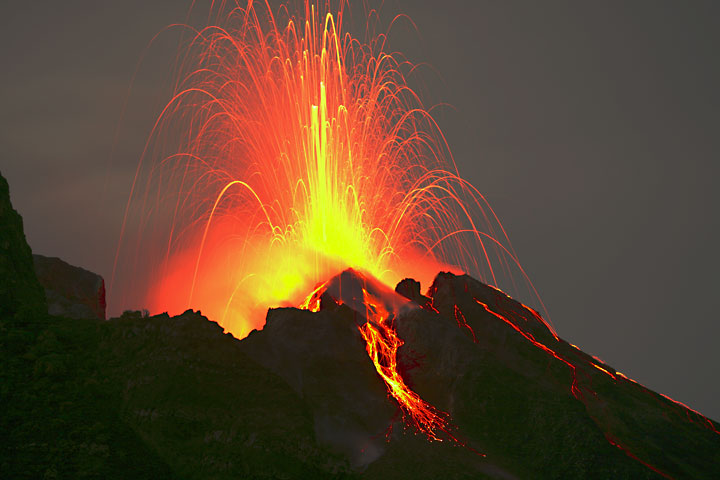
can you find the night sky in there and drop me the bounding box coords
[2,1,718,421]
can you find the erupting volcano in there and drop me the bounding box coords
[110,1,720,471]
[3,0,720,477]
[114,0,539,444]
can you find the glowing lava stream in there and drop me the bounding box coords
[300,269,465,445]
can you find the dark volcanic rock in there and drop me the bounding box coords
[2,308,345,479]
[395,272,720,479]
[3,261,718,478]
[428,271,559,349]
[33,254,106,320]
[0,171,46,319]
[241,306,397,468]
[395,277,430,306]
[105,309,343,478]
[239,270,720,479]
[393,292,650,478]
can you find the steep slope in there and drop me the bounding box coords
[0,170,344,479]
[0,171,46,320]
[241,269,720,479]
[412,272,720,479]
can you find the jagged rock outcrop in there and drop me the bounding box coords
[2,165,718,478]
[33,254,106,320]
[0,171,46,319]
[241,305,397,468]
[395,277,430,306]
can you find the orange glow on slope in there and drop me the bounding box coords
[467,296,694,478]
[300,270,471,446]
[113,0,543,339]
[454,304,477,343]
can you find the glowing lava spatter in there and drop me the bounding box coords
[113,1,720,458]
[113,0,541,339]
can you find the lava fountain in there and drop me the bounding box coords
[113,0,541,443]
[114,0,536,337]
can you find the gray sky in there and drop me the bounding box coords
[2,1,718,421]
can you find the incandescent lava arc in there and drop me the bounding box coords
[113,0,547,444]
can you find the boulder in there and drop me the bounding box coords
[395,277,431,306]
[33,254,106,320]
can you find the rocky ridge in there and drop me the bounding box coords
[33,254,106,320]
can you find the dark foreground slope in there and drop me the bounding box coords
[2,170,718,479]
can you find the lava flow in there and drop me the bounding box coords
[300,268,463,444]
[358,291,452,442]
